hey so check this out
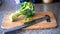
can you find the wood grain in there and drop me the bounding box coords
[1,12,57,30]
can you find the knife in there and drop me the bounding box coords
[3,15,50,33]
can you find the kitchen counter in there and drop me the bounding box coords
[0,2,60,34]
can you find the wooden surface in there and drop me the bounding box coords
[1,12,57,30]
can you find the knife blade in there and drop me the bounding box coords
[3,15,50,33]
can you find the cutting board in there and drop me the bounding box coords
[1,12,57,30]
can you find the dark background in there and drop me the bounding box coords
[33,0,60,3]
[20,0,60,3]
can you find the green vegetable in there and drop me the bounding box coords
[9,2,35,22]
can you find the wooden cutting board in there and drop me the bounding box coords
[1,12,57,30]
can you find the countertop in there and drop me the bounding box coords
[0,2,60,34]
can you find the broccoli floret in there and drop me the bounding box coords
[9,2,35,22]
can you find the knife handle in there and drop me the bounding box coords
[45,15,51,22]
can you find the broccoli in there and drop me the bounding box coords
[9,2,35,22]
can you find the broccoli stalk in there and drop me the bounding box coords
[9,2,35,22]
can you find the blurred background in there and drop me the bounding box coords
[0,0,60,34]
[0,0,60,12]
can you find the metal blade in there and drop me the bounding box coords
[3,15,49,33]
